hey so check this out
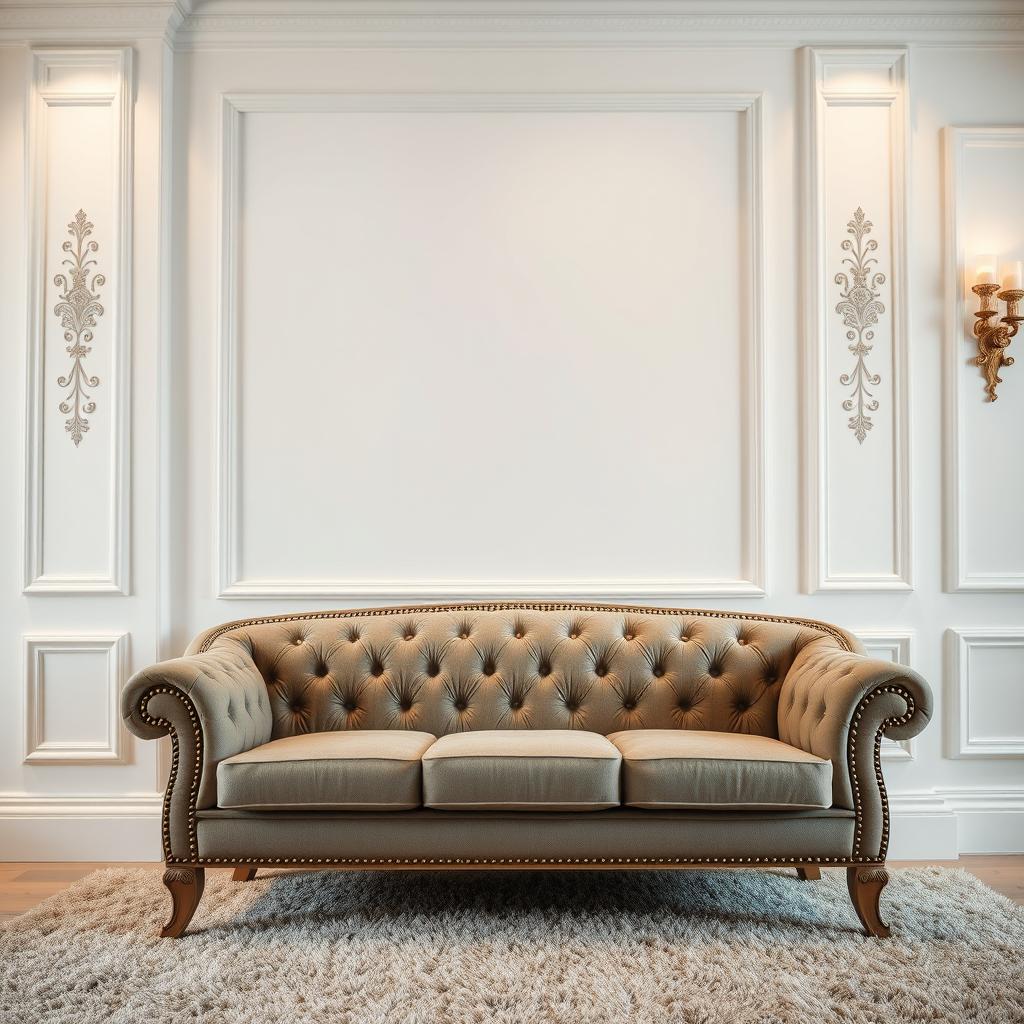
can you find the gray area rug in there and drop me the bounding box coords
[1,866,1022,1023]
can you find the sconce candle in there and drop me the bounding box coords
[976,256,998,286]
[1002,261,1024,292]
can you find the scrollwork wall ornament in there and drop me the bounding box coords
[835,207,886,444]
[53,210,105,447]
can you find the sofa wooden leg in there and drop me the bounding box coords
[796,866,821,881]
[232,866,257,882]
[160,866,205,938]
[847,865,890,938]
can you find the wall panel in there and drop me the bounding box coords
[945,126,1024,591]
[24,47,131,594]
[217,93,765,600]
[804,47,911,592]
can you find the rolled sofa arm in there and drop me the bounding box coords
[121,647,272,862]
[778,642,933,861]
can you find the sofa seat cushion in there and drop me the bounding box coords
[217,730,437,811]
[608,729,832,810]
[422,730,621,811]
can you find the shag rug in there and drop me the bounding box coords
[1,867,1023,1024]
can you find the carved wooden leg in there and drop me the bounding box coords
[161,866,205,938]
[232,866,257,882]
[796,866,821,881]
[847,866,891,938]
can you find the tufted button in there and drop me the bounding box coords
[709,666,721,678]
[482,660,496,676]
[427,664,441,678]
[509,699,522,711]
[293,637,303,646]
[623,699,636,711]
[454,698,467,712]
[514,631,523,640]
[737,636,747,646]
[624,633,634,642]
[400,699,412,712]
[569,632,578,640]
[765,673,777,684]
[595,666,607,677]
[343,700,356,712]
[404,632,415,642]
[460,632,469,640]
[678,701,691,712]
[653,666,664,678]
[538,662,551,677]
[316,663,329,677]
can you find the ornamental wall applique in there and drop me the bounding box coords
[835,207,886,444]
[53,209,105,447]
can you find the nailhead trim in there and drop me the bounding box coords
[195,602,855,654]
[848,684,915,861]
[169,854,884,867]
[137,685,203,863]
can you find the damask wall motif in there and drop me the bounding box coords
[53,210,104,447]
[835,207,886,444]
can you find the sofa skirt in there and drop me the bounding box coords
[193,807,856,863]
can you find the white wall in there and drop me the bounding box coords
[1,2,1023,860]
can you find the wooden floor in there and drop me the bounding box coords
[0,856,1021,922]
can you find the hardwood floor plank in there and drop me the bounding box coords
[0,857,1020,919]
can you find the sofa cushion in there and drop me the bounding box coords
[217,730,436,811]
[608,729,832,810]
[422,730,621,811]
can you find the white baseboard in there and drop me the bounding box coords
[0,794,163,861]
[889,787,1024,860]
[0,789,1020,862]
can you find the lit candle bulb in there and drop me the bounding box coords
[975,255,998,286]
[1001,260,1023,292]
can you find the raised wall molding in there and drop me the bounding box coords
[23,47,132,595]
[948,627,1024,759]
[944,126,1024,592]
[23,633,129,765]
[803,47,911,593]
[855,629,916,760]
[217,91,765,600]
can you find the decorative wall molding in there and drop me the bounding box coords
[0,793,163,817]
[803,47,912,592]
[855,629,916,760]
[24,47,132,594]
[948,627,1024,758]
[835,207,886,444]
[217,91,765,600]
[944,125,1024,592]
[23,633,129,765]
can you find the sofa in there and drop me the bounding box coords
[121,602,932,938]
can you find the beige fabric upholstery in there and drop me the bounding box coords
[195,807,856,862]
[217,730,436,811]
[778,644,933,858]
[118,603,934,866]
[188,606,858,740]
[609,729,832,810]
[422,729,621,811]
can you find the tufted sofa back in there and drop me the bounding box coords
[189,604,861,741]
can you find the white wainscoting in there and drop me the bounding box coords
[944,125,1024,592]
[803,47,911,592]
[216,92,765,600]
[23,47,132,595]
[855,629,915,761]
[22,632,129,764]
[948,628,1024,759]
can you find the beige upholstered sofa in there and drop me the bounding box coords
[121,602,932,938]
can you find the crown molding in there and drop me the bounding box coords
[3,0,1024,47]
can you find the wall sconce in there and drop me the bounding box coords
[971,256,1023,401]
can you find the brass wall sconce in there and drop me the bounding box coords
[971,257,1023,401]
